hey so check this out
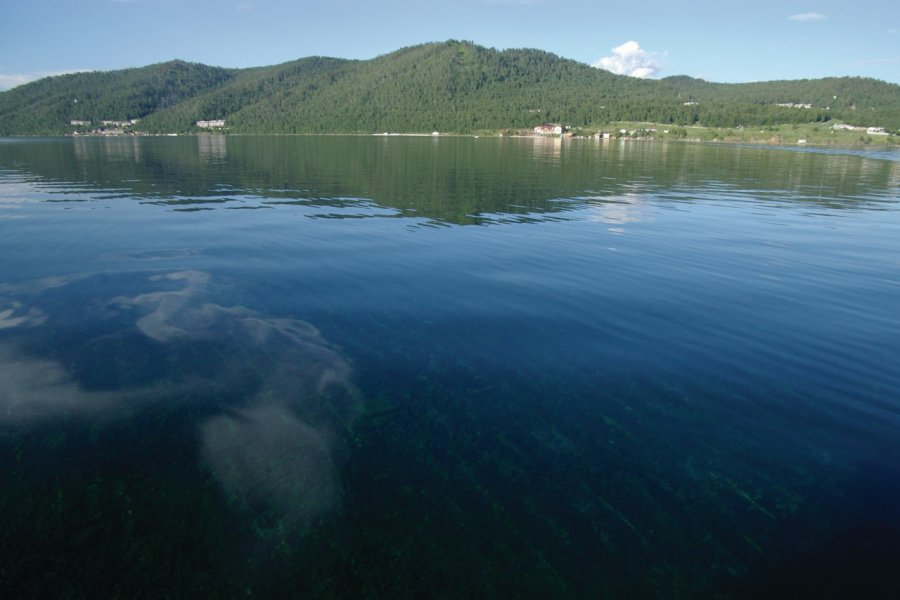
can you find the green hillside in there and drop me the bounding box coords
[0,61,234,135]
[660,74,900,130]
[135,56,357,133]
[1,41,898,135]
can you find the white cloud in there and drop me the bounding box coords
[0,69,90,92]
[789,13,826,22]
[592,41,662,78]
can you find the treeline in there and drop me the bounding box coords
[1,41,898,135]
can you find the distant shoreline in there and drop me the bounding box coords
[48,127,898,149]
[5,124,897,150]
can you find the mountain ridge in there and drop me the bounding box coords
[1,41,898,135]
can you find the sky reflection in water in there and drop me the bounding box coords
[0,268,362,542]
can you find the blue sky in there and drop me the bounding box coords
[1,0,897,90]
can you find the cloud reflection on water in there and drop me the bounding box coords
[201,405,341,534]
[0,344,120,420]
[0,269,362,537]
[0,302,47,329]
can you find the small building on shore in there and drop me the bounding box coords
[534,124,564,136]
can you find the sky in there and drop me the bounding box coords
[1,0,898,91]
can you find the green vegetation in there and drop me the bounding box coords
[0,61,233,135]
[1,41,898,136]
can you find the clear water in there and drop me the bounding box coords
[1,136,899,597]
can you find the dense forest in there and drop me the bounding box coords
[1,41,898,135]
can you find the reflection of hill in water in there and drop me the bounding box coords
[0,136,896,224]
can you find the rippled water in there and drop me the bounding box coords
[1,136,899,597]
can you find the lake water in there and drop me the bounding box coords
[1,136,899,597]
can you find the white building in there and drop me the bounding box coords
[197,119,226,128]
[534,124,564,136]
[101,120,135,128]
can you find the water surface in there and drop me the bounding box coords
[1,136,899,597]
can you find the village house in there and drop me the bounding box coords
[197,119,226,128]
[533,124,564,136]
[99,119,140,129]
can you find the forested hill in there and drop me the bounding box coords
[0,61,235,135]
[1,41,898,135]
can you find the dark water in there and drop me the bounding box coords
[1,136,899,598]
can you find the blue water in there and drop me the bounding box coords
[1,136,899,597]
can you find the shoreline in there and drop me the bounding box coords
[5,128,897,150]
